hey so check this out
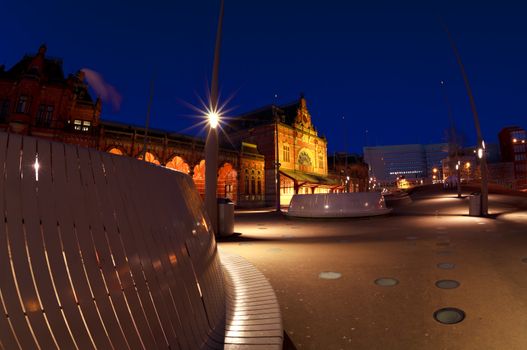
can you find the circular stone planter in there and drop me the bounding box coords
[433,308,465,324]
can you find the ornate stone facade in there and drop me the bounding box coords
[225,95,340,206]
[0,45,266,206]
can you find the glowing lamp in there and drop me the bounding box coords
[34,157,40,181]
[208,111,219,129]
[477,148,483,159]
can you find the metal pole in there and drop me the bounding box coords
[443,24,488,216]
[440,80,462,198]
[275,120,281,212]
[142,77,155,161]
[205,0,224,234]
[456,161,462,198]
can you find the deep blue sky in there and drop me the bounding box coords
[2,1,526,153]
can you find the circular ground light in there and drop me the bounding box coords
[435,280,460,289]
[437,251,453,256]
[437,263,456,270]
[319,272,342,280]
[433,308,465,324]
[267,248,282,253]
[374,278,399,286]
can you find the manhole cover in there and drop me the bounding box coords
[435,280,460,289]
[258,227,268,230]
[433,308,465,324]
[437,263,456,270]
[319,272,342,280]
[374,278,399,286]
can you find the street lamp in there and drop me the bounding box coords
[443,23,488,216]
[204,0,225,235]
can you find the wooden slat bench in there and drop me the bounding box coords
[220,251,283,350]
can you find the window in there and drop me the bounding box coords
[257,177,262,195]
[244,176,250,195]
[74,119,91,132]
[16,96,29,113]
[318,153,324,168]
[251,177,256,195]
[36,105,53,127]
[0,100,8,119]
[283,144,290,162]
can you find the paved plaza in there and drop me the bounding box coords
[218,186,527,349]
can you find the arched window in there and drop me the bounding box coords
[245,177,250,194]
[257,177,262,195]
[251,177,256,195]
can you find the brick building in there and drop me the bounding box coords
[327,152,369,192]
[0,45,267,207]
[499,126,527,189]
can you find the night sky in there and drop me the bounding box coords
[2,1,526,153]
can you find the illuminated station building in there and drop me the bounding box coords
[224,96,341,206]
[0,45,256,206]
[1,45,352,208]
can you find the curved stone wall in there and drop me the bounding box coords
[287,192,392,218]
[0,132,225,349]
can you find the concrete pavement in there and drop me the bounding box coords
[218,186,527,349]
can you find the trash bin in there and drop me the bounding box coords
[469,192,481,216]
[217,198,234,236]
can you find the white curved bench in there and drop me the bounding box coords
[287,192,392,218]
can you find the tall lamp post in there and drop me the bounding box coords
[455,161,462,198]
[444,25,488,216]
[205,0,225,234]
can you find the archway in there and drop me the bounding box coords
[108,147,123,155]
[192,160,206,198]
[165,155,190,174]
[217,163,237,202]
[137,151,160,165]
